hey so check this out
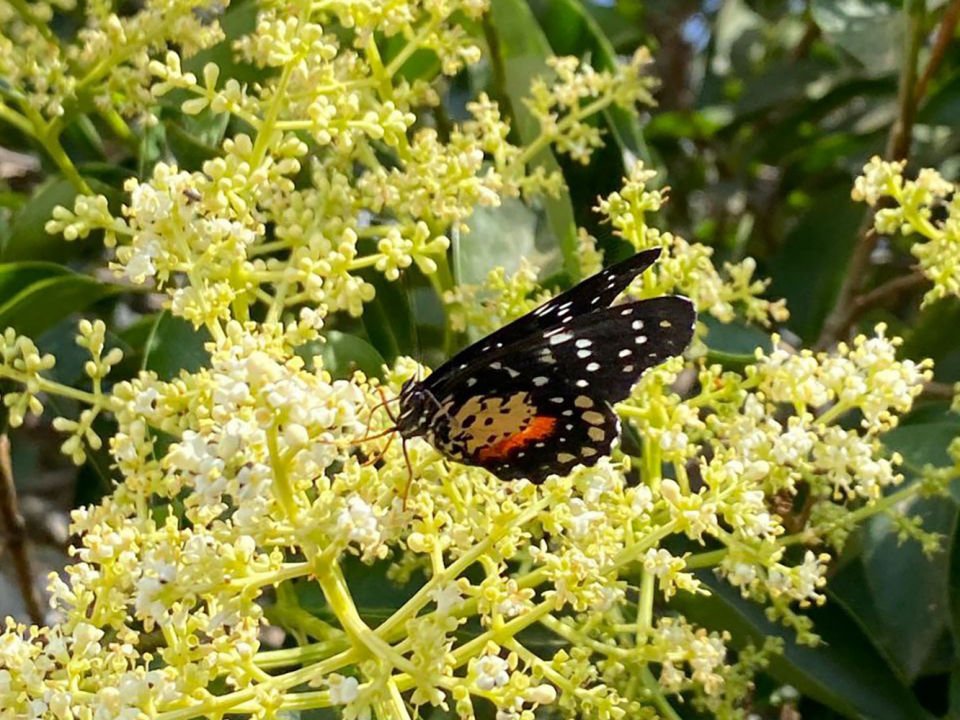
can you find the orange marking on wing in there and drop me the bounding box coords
[477,415,557,462]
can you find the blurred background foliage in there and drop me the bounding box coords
[2,0,960,718]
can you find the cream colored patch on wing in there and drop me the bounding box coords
[449,393,536,454]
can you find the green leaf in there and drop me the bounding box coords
[824,405,960,681]
[181,0,263,85]
[858,497,957,681]
[1,178,113,262]
[0,269,125,337]
[882,403,960,471]
[673,575,933,720]
[920,71,960,127]
[0,262,71,303]
[142,312,211,379]
[164,111,230,171]
[702,315,773,355]
[769,185,864,343]
[811,0,905,74]
[489,0,580,281]
[308,330,386,380]
[361,271,416,363]
[454,198,539,285]
[950,524,960,696]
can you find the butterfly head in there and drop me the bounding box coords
[396,379,434,439]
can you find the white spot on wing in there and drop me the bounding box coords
[549,332,573,345]
[586,362,600,372]
[576,339,592,348]
[576,379,589,388]
[533,376,549,386]
[619,349,632,358]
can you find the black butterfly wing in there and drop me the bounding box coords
[422,295,694,483]
[425,295,695,406]
[435,249,663,373]
[533,296,696,402]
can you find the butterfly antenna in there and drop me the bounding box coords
[356,389,399,443]
[376,386,399,424]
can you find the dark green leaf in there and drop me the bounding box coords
[165,111,230,171]
[673,574,934,720]
[361,271,416,363]
[312,331,386,380]
[0,262,71,303]
[702,315,773,355]
[920,72,960,127]
[0,270,125,337]
[857,497,957,681]
[1,178,117,262]
[142,312,211,379]
[181,0,263,84]
[882,403,960,471]
[489,0,580,280]
[769,186,864,343]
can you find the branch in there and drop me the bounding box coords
[922,380,956,401]
[914,0,960,104]
[0,434,44,623]
[816,1,927,349]
[826,269,929,340]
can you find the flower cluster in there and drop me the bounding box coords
[596,164,790,328]
[852,155,960,303]
[526,49,657,164]
[444,259,552,335]
[0,0,222,123]
[0,328,55,428]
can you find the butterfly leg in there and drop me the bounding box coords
[400,436,414,511]
[361,429,396,467]
[364,387,416,508]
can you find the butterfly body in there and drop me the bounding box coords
[395,249,695,482]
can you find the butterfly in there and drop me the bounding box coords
[391,248,696,483]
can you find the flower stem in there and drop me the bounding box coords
[640,665,683,720]
[267,424,299,522]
